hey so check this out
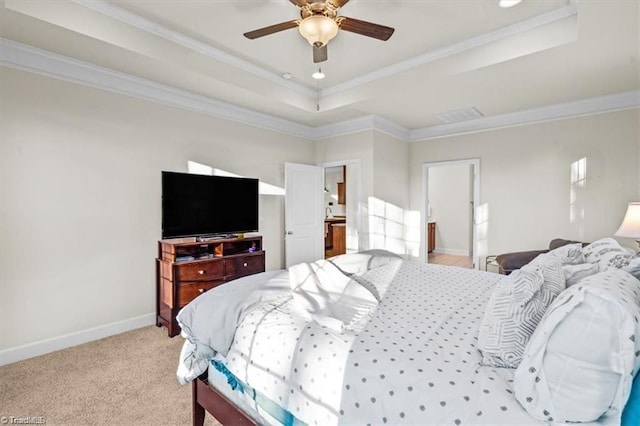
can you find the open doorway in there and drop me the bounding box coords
[323,165,346,258]
[422,159,480,269]
[321,160,361,258]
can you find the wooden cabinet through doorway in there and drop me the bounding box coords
[427,222,436,253]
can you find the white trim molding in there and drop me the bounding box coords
[0,313,155,366]
[310,115,410,141]
[433,248,474,257]
[2,38,638,143]
[71,0,316,98]
[0,38,313,139]
[70,0,577,101]
[409,90,640,141]
[322,1,578,97]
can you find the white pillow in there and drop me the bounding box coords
[478,257,565,368]
[514,268,640,423]
[328,249,401,276]
[327,250,403,300]
[289,258,379,331]
[623,257,640,280]
[562,262,599,286]
[584,237,634,272]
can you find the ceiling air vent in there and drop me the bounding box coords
[435,107,484,124]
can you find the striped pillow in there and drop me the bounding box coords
[478,258,565,368]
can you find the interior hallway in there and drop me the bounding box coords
[428,252,473,269]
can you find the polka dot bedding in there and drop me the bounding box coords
[216,260,545,425]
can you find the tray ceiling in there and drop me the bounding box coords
[1,0,638,136]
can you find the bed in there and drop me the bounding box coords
[176,245,640,426]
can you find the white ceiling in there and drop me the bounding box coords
[1,0,638,137]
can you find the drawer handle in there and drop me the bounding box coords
[198,270,205,275]
[198,288,205,293]
[243,262,248,267]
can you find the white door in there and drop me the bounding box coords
[285,163,324,268]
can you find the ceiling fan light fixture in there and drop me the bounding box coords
[298,15,339,47]
[312,68,325,80]
[499,0,522,7]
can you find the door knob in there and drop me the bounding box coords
[286,231,293,235]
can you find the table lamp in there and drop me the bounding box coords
[615,202,640,250]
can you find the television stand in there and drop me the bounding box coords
[156,235,265,337]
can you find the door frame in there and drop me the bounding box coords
[422,158,480,269]
[319,159,362,254]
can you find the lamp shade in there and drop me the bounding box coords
[298,15,339,46]
[615,202,640,239]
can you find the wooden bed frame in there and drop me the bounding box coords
[192,375,256,426]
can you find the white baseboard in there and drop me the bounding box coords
[433,248,473,256]
[0,313,155,366]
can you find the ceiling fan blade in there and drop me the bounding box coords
[339,16,395,41]
[243,20,299,39]
[328,0,350,8]
[313,44,328,63]
[289,0,309,7]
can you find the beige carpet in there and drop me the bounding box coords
[0,326,221,425]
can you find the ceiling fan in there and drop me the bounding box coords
[243,0,395,63]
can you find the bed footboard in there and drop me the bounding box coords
[192,376,256,426]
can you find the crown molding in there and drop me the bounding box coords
[409,90,640,141]
[0,38,313,139]
[72,0,578,103]
[310,115,409,141]
[2,38,637,144]
[321,1,578,97]
[71,0,317,99]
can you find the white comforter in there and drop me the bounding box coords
[185,252,543,425]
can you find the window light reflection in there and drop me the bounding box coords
[187,160,284,195]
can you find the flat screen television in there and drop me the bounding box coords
[162,171,259,239]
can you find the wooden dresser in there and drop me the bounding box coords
[156,235,265,337]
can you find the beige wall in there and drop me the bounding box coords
[409,109,640,260]
[315,131,374,251]
[315,131,374,199]
[0,68,314,351]
[371,132,411,254]
[315,131,411,254]
[2,64,638,360]
[372,132,410,210]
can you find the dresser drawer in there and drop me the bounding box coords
[178,281,221,308]
[227,253,265,278]
[175,259,224,282]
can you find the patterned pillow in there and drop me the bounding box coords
[528,257,566,296]
[478,258,565,368]
[562,263,599,286]
[584,237,634,271]
[514,268,640,423]
[623,257,640,280]
[531,243,584,266]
